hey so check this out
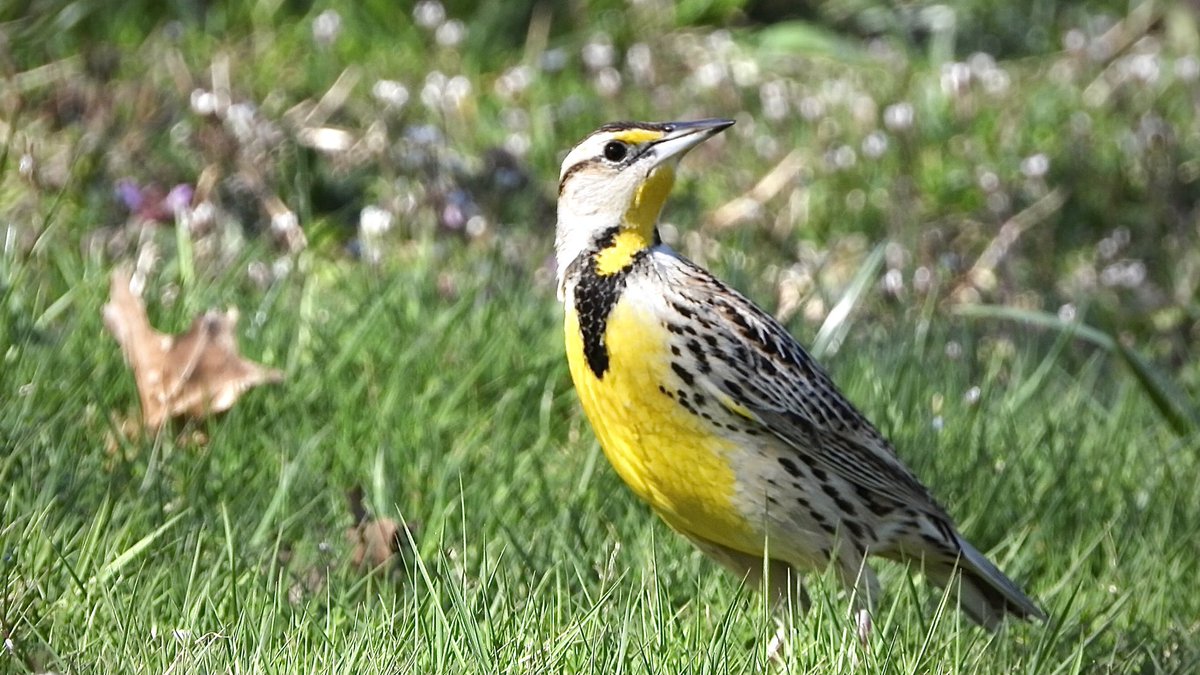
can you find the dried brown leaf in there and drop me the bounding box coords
[345,486,415,572]
[102,267,283,432]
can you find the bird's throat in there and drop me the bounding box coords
[593,166,675,276]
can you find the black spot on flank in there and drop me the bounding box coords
[723,380,744,398]
[855,485,892,517]
[685,339,712,374]
[672,303,695,319]
[844,519,865,542]
[867,501,891,517]
[693,393,707,407]
[812,512,837,536]
[820,483,858,518]
[671,362,695,386]
[759,336,779,357]
[778,457,802,478]
[810,466,828,483]
[670,345,681,356]
[784,411,817,439]
[728,309,752,332]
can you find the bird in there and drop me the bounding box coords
[553,118,1044,645]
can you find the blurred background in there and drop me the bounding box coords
[3,2,1200,671]
[3,0,1197,375]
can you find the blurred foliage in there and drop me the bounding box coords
[777,0,1137,58]
[1,0,1196,388]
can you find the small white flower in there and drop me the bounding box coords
[940,61,971,96]
[190,89,218,116]
[798,96,824,121]
[594,67,622,97]
[372,80,410,108]
[312,10,342,48]
[1063,29,1086,52]
[582,37,615,70]
[413,0,445,29]
[420,71,446,109]
[627,43,654,84]
[882,268,904,295]
[883,102,913,132]
[445,75,472,108]
[435,19,466,48]
[495,65,532,98]
[1175,56,1199,82]
[360,206,394,237]
[1020,153,1049,178]
[862,131,888,159]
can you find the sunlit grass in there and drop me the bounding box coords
[2,232,1198,673]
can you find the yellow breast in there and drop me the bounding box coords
[564,296,757,553]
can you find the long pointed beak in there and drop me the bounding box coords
[649,118,735,166]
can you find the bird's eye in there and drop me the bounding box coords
[603,141,628,162]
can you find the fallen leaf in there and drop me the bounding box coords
[102,267,283,432]
[344,486,416,571]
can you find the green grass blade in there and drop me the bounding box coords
[812,243,885,359]
[956,304,1200,437]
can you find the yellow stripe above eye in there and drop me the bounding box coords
[612,129,666,144]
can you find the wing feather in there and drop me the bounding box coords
[665,254,946,514]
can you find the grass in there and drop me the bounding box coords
[3,0,1200,672]
[3,233,1198,673]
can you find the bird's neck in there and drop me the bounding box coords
[622,165,675,244]
[589,167,674,275]
[555,166,675,298]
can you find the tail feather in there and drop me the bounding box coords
[926,536,1045,629]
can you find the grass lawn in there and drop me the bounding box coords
[4,238,1198,672]
[3,1,1199,672]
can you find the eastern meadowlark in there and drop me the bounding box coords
[554,118,1044,640]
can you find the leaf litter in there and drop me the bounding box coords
[102,267,283,433]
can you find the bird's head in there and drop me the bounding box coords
[554,118,734,295]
